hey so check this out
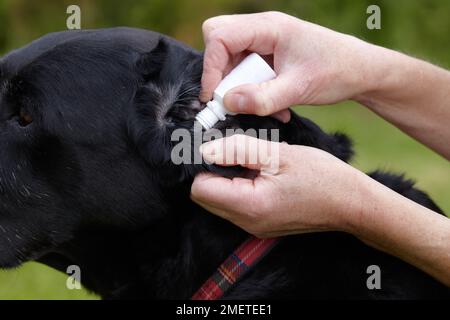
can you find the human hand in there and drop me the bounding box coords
[200,11,379,122]
[190,135,367,238]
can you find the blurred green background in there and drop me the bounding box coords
[0,0,449,300]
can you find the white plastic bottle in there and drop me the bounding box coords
[196,53,276,130]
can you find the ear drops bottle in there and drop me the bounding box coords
[196,53,276,130]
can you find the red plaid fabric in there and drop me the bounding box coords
[191,236,279,300]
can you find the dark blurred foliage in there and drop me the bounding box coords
[0,0,449,67]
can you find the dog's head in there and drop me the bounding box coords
[0,28,352,269]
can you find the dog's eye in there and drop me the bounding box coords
[18,109,33,127]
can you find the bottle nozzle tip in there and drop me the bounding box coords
[195,107,219,130]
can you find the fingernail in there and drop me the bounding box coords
[226,93,247,112]
[199,91,210,103]
[272,110,291,123]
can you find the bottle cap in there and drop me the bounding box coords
[196,100,228,130]
[195,53,277,130]
[196,108,217,130]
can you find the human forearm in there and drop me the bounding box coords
[355,46,450,159]
[347,172,450,287]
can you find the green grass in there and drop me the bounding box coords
[0,102,448,300]
[0,262,97,300]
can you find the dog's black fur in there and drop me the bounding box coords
[0,28,448,299]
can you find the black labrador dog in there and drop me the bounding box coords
[0,27,448,299]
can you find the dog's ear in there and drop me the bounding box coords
[281,112,354,162]
[213,111,354,163]
[327,132,353,162]
[129,40,255,184]
[136,38,168,81]
[129,38,203,185]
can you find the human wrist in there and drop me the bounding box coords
[340,168,402,242]
[346,40,391,104]
[333,166,380,235]
[352,43,417,112]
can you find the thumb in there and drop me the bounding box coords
[223,73,298,117]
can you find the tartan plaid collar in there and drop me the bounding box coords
[191,236,279,300]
